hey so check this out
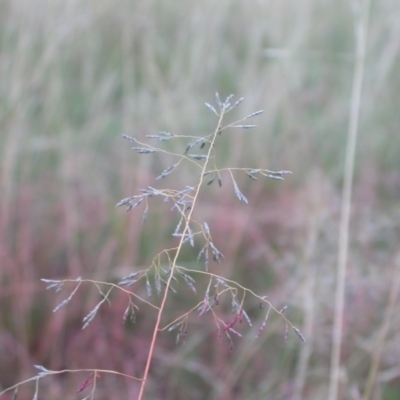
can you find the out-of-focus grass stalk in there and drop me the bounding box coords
[363,253,400,400]
[328,1,371,399]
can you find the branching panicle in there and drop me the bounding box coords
[4,94,301,400]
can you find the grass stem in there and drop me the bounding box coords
[328,2,371,399]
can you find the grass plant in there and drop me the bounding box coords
[1,0,400,399]
[1,93,303,399]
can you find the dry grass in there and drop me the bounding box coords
[1,0,400,399]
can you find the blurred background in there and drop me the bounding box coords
[1,0,400,399]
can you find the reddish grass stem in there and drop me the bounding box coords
[136,113,224,400]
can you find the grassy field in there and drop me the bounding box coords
[1,0,400,399]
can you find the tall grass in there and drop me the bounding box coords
[1,0,400,399]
